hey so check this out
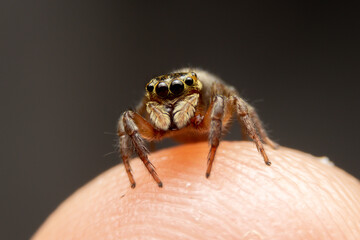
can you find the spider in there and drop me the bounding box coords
[117,68,278,188]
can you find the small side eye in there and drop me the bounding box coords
[185,77,194,86]
[146,84,154,92]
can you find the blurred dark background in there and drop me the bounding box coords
[1,1,359,239]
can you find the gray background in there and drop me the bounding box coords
[1,1,359,239]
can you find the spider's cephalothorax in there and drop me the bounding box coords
[117,68,278,188]
[144,72,203,131]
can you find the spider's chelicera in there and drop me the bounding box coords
[117,68,278,188]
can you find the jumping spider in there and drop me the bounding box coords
[117,68,278,188]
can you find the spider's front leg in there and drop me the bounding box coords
[117,110,162,188]
[203,96,226,178]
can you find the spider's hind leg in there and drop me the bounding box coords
[247,105,279,149]
[234,97,273,166]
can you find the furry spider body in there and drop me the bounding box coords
[117,68,278,188]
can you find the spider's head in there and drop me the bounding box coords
[145,72,202,102]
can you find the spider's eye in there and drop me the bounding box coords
[156,82,168,97]
[170,80,184,95]
[185,77,194,86]
[146,84,154,92]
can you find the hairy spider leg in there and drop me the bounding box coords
[247,106,279,149]
[118,133,136,188]
[118,111,163,188]
[235,97,272,166]
[204,96,226,178]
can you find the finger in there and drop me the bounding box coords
[33,141,360,240]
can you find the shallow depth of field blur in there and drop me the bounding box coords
[1,1,359,239]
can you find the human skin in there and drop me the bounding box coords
[33,141,360,240]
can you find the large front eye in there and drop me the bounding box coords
[170,80,184,95]
[156,82,168,97]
